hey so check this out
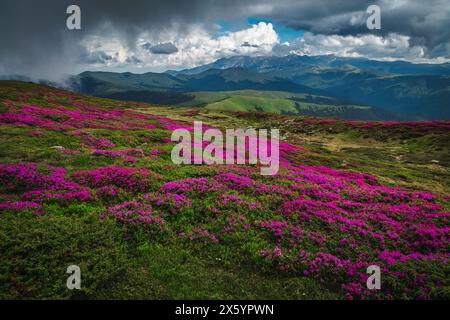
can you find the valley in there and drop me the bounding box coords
[68,55,450,121]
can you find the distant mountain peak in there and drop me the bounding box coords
[72,54,450,120]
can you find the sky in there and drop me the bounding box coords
[0,0,449,81]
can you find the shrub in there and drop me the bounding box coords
[72,166,160,193]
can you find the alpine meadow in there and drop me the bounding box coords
[0,0,449,304]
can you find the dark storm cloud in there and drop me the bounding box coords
[0,0,252,79]
[125,56,142,64]
[253,0,450,57]
[141,43,153,51]
[242,42,259,48]
[79,49,114,64]
[142,42,178,54]
[0,0,448,80]
[145,42,178,54]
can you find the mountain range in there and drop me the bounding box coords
[68,54,450,121]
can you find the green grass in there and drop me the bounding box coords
[101,242,337,299]
[138,106,450,195]
[177,90,369,115]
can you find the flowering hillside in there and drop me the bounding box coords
[0,81,448,299]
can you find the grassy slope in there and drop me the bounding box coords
[0,81,335,299]
[176,90,392,120]
[0,81,449,299]
[142,106,450,196]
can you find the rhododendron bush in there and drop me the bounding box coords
[0,82,448,299]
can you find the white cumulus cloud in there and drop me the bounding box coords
[284,32,449,63]
[80,22,280,72]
